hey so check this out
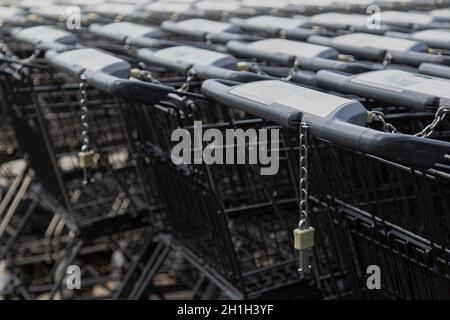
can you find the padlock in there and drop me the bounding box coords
[78,150,95,169]
[130,68,142,79]
[236,61,251,72]
[293,227,315,250]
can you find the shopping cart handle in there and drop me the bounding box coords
[209,32,259,44]
[83,70,173,104]
[226,41,294,66]
[201,79,303,127]
[201,79,450,169]
[160,21,206,39]
[12,26,78,47]
[45,48,131,78]
[229,17,280,36]
[398,50,450,66]
[384,31,411,39]
[308,35,387,61]
[193,65,272,82]
[303,57,381,73]
[129,37,178,49]
[136,48,191,74]
[419,63,450,79]
[88,23,127,42]
[316,70,439,111]
[284,28,321,41]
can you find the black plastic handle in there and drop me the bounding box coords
[419,63,450,79]
[201,79,450,169]
[308,35,387,61]
[396,50,450,66]
[193,65,272,82]
[229,17,280,36]
[316,70,439,111]
[136,48,191,74]
[129,37,178,49]
[160,20,206,38]
[226,41,294,66]
[83,70,173,104]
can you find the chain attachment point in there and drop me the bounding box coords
[294,122,314,275]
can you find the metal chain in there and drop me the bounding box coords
[370,111,400,134]
[248,63,268,76]
[298,122,310,230]
[297,122,311,274]
[140,69,161,84]
[283,58,301,82]
[383,51,393,67]
[415,105,450,137]
[371,105,450,138]
[80,74,89,153]
[178,68,197,92]
[22,47,41,64]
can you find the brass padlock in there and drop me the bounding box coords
[236,61,251,72]
[78,150,95,169]
[293,227,315,250]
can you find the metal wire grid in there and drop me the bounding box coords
[7,66,162,236]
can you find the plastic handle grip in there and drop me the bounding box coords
[226,41,294,66]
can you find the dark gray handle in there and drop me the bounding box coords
[308,35,387,61]
[209,32,259,44]
[193,65,272,82]
[136,48,191,74]
[45,49,84,77]
[129,37,178,49]
[226,41,294,66]
[201,79,450,169]
[316,70,439,111]
[229,17,280,36]
[88,23,126,42]
[384,31,412,39]
[284,28,321,41]
[302,57,380,73]
[419,63,450,79]
[83,70,173,104]
[395,50,450,66]
[201,79,302,127]
[161,21,206,38]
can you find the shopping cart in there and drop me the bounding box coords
[1,28,171,296]
[200,78,450,299]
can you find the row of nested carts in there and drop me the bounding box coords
[1,0,450,300]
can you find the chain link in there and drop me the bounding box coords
[140,69,161,84]
[22,47,41,64]
[370,105,450,138]
[298,122,310,230]
[80,74,89,153]
[383,51,393,67]
[415,105,450,137]
[178,68,197,92]
[370,111,400,134]
[283,58,301,82]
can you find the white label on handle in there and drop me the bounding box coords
[352,69,450,98]
[230,80,353,118]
